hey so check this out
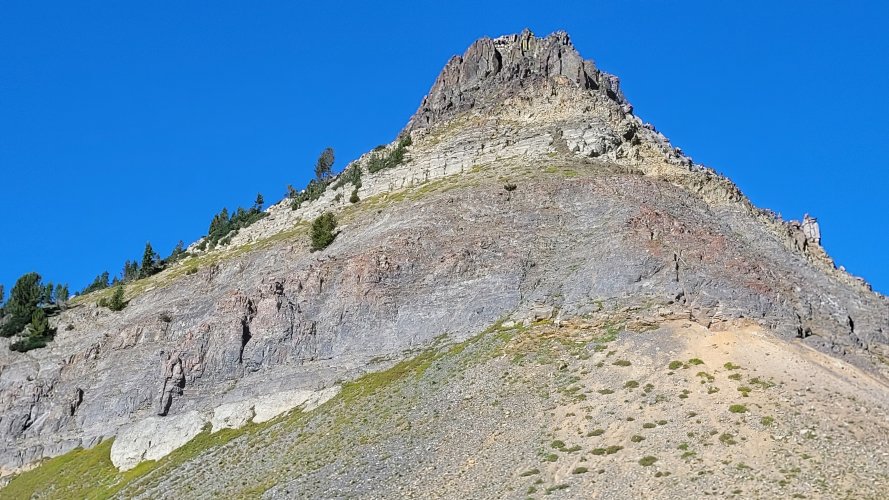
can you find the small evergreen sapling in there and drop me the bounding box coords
[99,285,127,312]
[310,213,337,251]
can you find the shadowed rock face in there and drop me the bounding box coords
[1,30,887,480]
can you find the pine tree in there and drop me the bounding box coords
[168,240,185,262]
[9,307,54,352]
[55,284,69,306]
[310,212,337,251]
[106,285,127,311]
[315,147,335,180]
[140,242,160,278]
[122,260,140,282]
[2,272,43,337]
[254,193,264,211]
[0,284,4,307]
[29,307,50,338]
[43,282,54,305]
[82,272,110,294]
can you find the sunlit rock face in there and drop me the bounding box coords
[1,30,887,480]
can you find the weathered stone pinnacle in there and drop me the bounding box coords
[406,29,631,133]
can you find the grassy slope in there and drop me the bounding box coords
[6,318,889,498]
[2,319,569,498]
[2,324,493,498]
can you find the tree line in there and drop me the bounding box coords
[1,141,412,353]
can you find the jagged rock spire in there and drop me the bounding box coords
[406,29,630,133]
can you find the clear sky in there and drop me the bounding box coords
[1,1,887,295]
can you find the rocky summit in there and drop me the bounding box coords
[2,30,888,499]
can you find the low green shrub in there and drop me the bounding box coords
[729,404,748,414]
[367,135,412,173]
[310,213,337,251]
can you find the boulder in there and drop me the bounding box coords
[110,411,204,471]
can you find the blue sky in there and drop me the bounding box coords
[1,1,887,295]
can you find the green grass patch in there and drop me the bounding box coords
[2,424,252,500]
[749,377,775,389]
[719,433,738,445]
[696,371,714,382]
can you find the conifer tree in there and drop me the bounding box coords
[43,282,54,305]
[122,260,140,282]
[1,272,42,337]
[55,284,69,306]
[315,147,335,180]
[254,193,264,211]
[168,240,185,262]
[9,307,54,352]
[107,285,126,311]
[83,272,110,294]
[140,242,160,278]
[310,212,337,251]
[29,307,50,338]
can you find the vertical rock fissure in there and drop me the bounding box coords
[238,318,252,365]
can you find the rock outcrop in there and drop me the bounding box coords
[406,30,630,133]
[110,411,204,471]
[1,30,887,483]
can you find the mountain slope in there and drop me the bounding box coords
[1,30,888,498]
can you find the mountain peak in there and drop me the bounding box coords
[406,30,631,133]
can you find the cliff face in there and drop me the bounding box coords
[1,30,888,490]
[406,30,629,133]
